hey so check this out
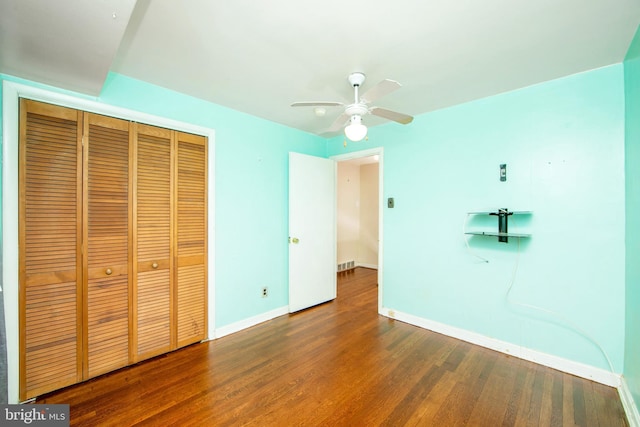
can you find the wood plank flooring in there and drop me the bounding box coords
[37,267,629,426]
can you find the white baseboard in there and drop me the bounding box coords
[213,306,289,339]
[356,263,378,269]
[620,377,640,427]
[379,307,621,388]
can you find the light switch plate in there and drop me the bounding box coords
[388,197,394,208]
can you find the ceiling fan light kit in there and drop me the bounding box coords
[344,115,367,141]
[291,71,413,141]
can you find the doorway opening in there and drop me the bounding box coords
[332,148,383,313]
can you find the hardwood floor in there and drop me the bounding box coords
[37,267,628,426]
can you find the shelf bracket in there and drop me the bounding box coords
[489,208,513,243]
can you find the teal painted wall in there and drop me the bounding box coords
[328,65,626,372]
[1,59,632,392]
[0,72,325,329]
[624,24,640,412]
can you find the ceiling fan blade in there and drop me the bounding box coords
[291,101,344,107]
[325,112,350,133]
[360,79,401,104]
[370,107,414,124]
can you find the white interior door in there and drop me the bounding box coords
[289,152,336,312]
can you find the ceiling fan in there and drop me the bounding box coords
[291,72,414,141]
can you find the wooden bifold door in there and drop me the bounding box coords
[19,99,208,401]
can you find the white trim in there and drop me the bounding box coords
[620,377,640,427]
[214,306,289,339]
[2,80,216,403]
[356,263,378,270]
[3,80,213,136]
[3,81,20,404]
[379,307,622,388]
[330,147,384,312]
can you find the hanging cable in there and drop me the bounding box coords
[462,211,615,372]
[504,220,615,373]
[462,213,489,263]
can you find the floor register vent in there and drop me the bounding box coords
[338,260,355,272]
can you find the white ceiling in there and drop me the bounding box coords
[0,0,137,94]
[2,0,640,137]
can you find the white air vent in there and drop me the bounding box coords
[337,261,355,272]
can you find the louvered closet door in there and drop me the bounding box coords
[84,113,131,378]
[175,132,207,347]
[19,99,83,400]
[134,124,173,360]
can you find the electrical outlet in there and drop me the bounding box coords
[261,286,268,298]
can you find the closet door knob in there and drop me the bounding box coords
[105,268,113,275]
[152,262,159,269]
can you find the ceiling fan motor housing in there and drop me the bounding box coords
[345,103,369,117]
[348,72,366,87]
